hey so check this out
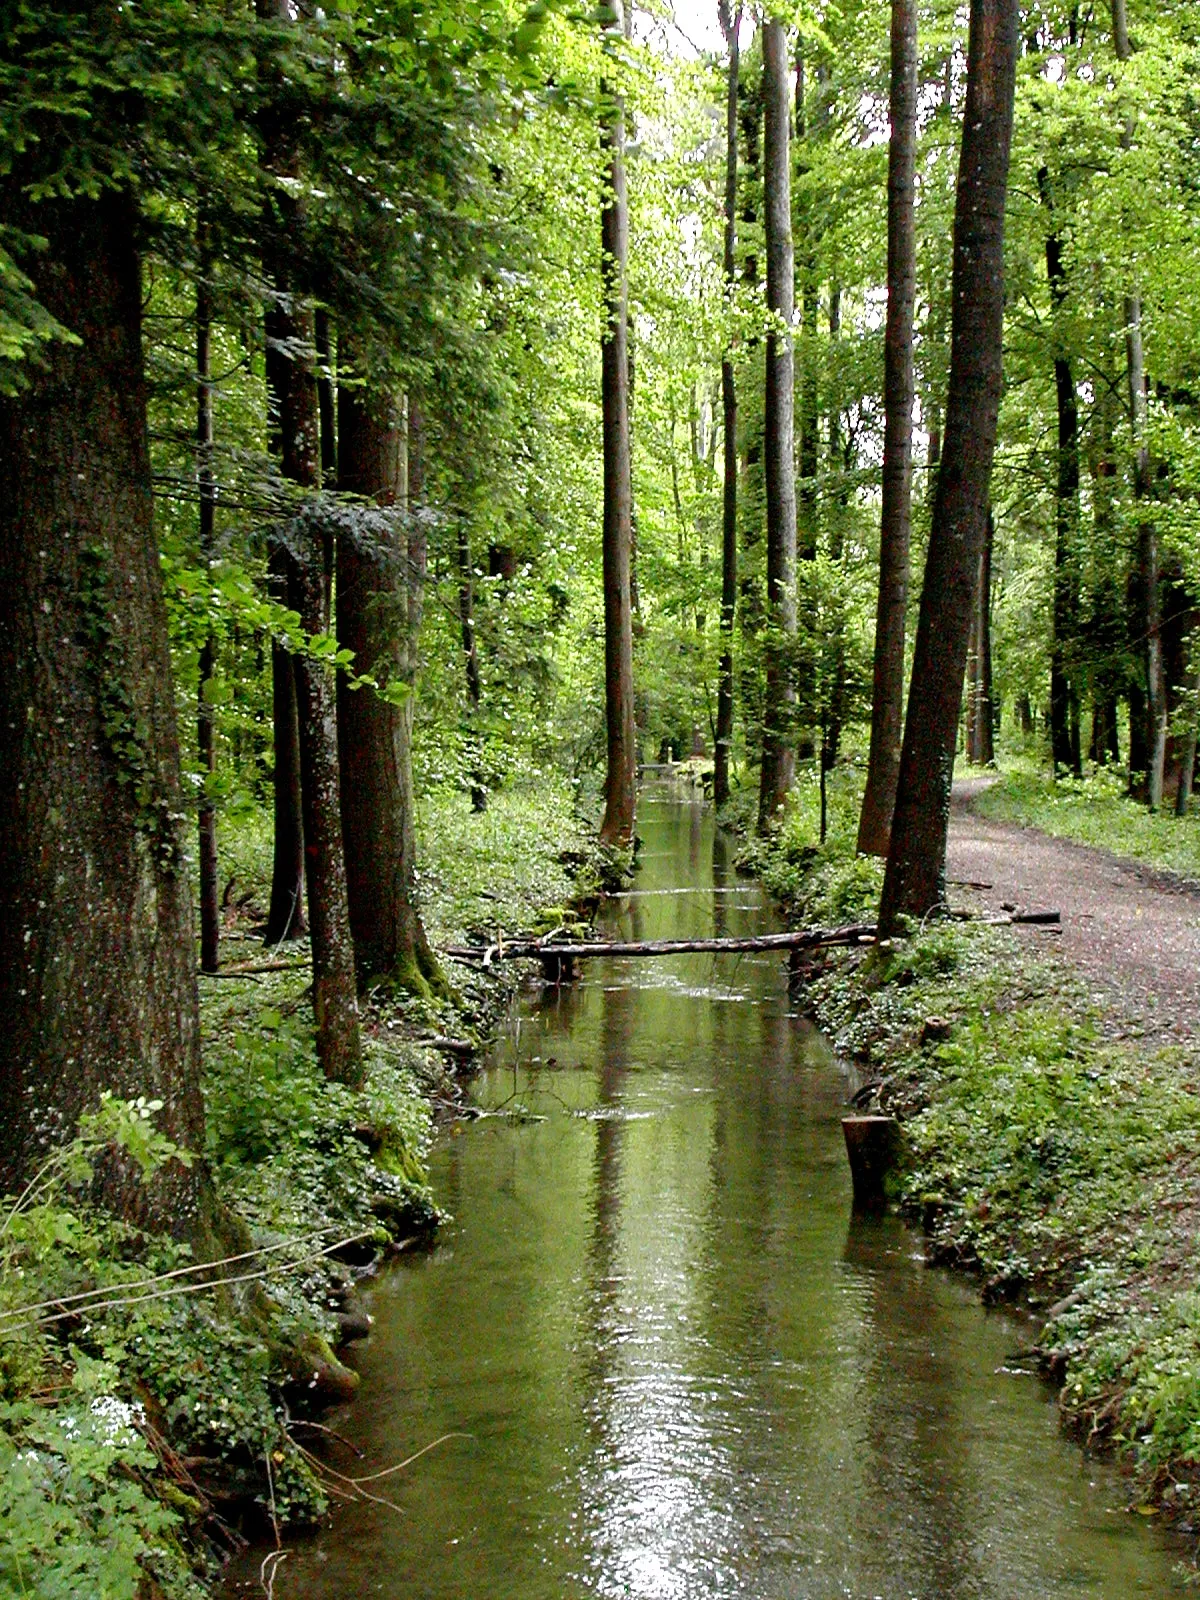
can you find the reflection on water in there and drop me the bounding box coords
[228,790,1188,1600]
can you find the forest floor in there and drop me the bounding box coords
[947,775,1200,1042]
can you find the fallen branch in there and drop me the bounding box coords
[443,923,878,962]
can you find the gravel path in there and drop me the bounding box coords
[947,777,1200,1041]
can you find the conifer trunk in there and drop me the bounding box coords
[0,189,213,1234]
[858,0,918,855]
[757,16,797,831]
[879,0,1019,933]
[598,4,637,849]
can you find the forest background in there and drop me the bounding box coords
[2,0,1200,1593]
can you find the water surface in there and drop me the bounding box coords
[234,789,1188,1599]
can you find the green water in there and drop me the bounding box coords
[230,790,1189,1599]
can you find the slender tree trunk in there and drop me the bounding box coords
[714,10,740,809]
[196,244,220,974]
[858,0,918,855]
[265,610,306,940]
[879,0,1019,933]
[1112,0,1166,808]
[598,9,637,849]
[822,286,849,779]
[1041,169,1083,777]
[456,519,488,812]
[757,16,797,831]
[966,510,995,765]
[337,384,446,995]
[0,189,215,1235]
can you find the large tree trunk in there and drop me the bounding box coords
[1041,169,1083,777]
[713,1,741,810]
[1112,0,1166,808]
[857,0,918,855]
[0,190,214,1235]
[196,245,220,974]
[598,9,637,849]
[879,0,1019,933]
[337,385,446,997]
[756,16,798,832]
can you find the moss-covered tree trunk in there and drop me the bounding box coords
[338,384,446,997]
[0,189,214,1234]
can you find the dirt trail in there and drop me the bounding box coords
[947,777,1200,1040]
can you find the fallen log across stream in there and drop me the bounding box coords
[442,908,1061,974]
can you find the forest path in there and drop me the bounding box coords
[947,776,1200,1041]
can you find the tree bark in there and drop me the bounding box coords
[1112,0,1166,808]
[455,518,488,813]
[0,189,214,1235]
[337,384,446,996]
[714,2,742,808]
[1041,169,1083,777]
[196,244,220,974]
[879,0,1019,933]
[757,16,798,832]
[857,0,918,855]
[598,6,637,849]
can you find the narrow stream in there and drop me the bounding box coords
[238,788,1188,1598]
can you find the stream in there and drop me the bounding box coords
[231,786,1189,1599]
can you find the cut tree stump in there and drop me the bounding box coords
[841,1115,903,1208]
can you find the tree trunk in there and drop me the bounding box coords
[337,384,446,996]
[857,0,918,855]
[196,245,220,974]
[265,612,307,942]
[1112,0,1166,809]
[879,0,1019,933]
[455,518,488,813]
[757,16,798,832]
[714,3,741,809]
[0,189,214,1235]
[598,10,637,849]
[966,510,995,765]
[1041,169,1083,777]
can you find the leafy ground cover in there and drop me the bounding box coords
[971,762,1200,882]
[0,776,591,1599]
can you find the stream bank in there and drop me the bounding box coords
[739,765,1200,1543]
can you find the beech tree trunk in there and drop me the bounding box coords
[0,189,214,1235]
[196,247,220,973]
[598,8,637,849]
[337,385,446,996]
[879,0,1019,933]
[857,0,918,855]
[757,16,798,832]
[713,0,741,808]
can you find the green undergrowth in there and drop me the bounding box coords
[810,920,1200,1527]
[0,775,595,1597]
[723,760,885,926]
[974,762,1200,882]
